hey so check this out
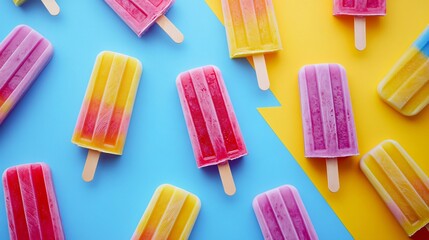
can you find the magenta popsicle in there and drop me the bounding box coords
[299,64,358,192]
[333,0,386,50]
[105,0,183,43]
[2,163,64,240]
[177,65,247,195]
[253,185,318,240]
[0,25,53,125]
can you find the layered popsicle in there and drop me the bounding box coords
[105,0,183,43]
[0,25,53,125]
[131,184,200,240]
[253,185,319,240]
[2,163,64,240]
[13,0,60,16]
[177,65,247,195]
[333,0,386,50]
[72,51,142,182]
[221,0,282,90]
[378,26,429,116]
[299,64,358,192]
[360,140,429,238]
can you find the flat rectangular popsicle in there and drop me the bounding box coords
[2,163,64,240]
[72,51,142,182]
[360,140,429,237]
[299,64,358,192]
[378,26,429,116]
[105,0,183,43]
[221,0,282,90]
[13,0,60,16]
[253,185,318,240]
[176,65,247,195]
[0,25,53,125]
[131,184,200,240]
[333,0,386,50]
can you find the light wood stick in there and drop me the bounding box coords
[326,158,340,192]
[156,15,184,43]
[218,161,236,196]
[354,17,366,51]
[82,149,100,182]
[41,0,60,16]
[253,54,270,90]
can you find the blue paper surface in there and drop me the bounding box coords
[0,0,352,239]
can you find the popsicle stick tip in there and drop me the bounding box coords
[253,54,270,90]
[354,17,366,51]
[41,0,60,16]
[326,158,340,193]
[156,15,184,44]
[218,162,236,196]
[82,150,100,182]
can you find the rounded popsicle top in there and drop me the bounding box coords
[359,139,407,170]
[2,162,51,181]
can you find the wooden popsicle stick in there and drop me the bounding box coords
[426,224,429,231]
[156,15,184,44]
[41,0,60,16]
[82,149,101,182]
[326,158,340,192]
[253,54,270,90]
[354,17,366,51]
[218,161,236,196]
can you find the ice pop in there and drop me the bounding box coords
[221,0,282,90]
[72,51,142,182]
[105,0,183,43]
[176,65,247,195]
[0,25,53,125]
[2,163,64,240]
[333,0,386,50]
[13,0,60,16]
[299,64,358,192]
[360,140,429,238]
[131,184,200,240]
[253,185,319,240]
[378,26,429,116]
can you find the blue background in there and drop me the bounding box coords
[0,0,352,239]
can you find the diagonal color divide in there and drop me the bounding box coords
[206,0,429,239]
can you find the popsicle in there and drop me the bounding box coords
[176,65,247,195]
[13,0,60,16]
[253,185,319,240]
[0,25,53,125]
[333,0,386,50]
[221,0,282,90]
[298,64,358,192]
[2,163,64,240]
[72,51,142,182]
[104,0,183,43]
[131,184,200,239]
[360,140,429,238]
[378,26,429,116]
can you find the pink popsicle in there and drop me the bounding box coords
[299,64,358,192]
[105,0,183,43]
[0,25,53,125]
[176,65,247,195]
[253,185,318,240]
[2,163,64,240]
[333,0,386,50]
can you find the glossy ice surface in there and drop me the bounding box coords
[361,140,429,237]
[72,51,142,155]
[298,64,358,158]
[177,65,247,168]
[333,0,386,16]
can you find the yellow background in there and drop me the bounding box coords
[206,1,429,239]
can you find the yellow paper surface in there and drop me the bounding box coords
[206,1,429,239]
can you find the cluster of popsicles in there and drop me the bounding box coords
[2,0,429,239]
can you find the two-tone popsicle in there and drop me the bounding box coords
[72,51,142,182]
